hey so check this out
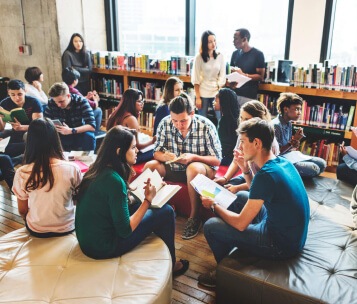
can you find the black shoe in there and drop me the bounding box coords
[173,259,189,277]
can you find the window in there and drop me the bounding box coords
[117,0,186,57]
[195,0,289,63]
[329,0,357,65]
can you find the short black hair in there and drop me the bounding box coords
[8,79,25,90]
[236,28,251,41]
[24,67,42,83]
[62,67,80,85]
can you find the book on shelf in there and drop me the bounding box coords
[190,174,237,209]
[345,105,355,131]
[129,168,181,208]
[0,107,29,124]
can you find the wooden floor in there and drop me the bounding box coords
[0,180,217,303]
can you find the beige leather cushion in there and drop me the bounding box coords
[0,228,172,303]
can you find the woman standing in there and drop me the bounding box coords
[153,76,183,135]
[107,88,156,163]
[75,126,189,276]
[24,67,48,107]
[62,33,92,95]
[191,30,226,121]
[12,118,82,237]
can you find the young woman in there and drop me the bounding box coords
[24,67,48,107]
[153,76,183,135]
[75,126,189,276]
[214,100,279,193]
[191,30,226,121]
[107,88,156,163]
[62,33,92,95]
[215,88,240,165]
[12,118,82,237]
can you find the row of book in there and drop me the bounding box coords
[297,101,355,131]
[257,94,279,116]
[92,51,194,76]
[90,78,122,98]
[130,81,162,101]
[300,140,340,167]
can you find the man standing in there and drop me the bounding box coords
[228,28,265,100]
[198,118,310,288]
[0,79,43,157]
[144,93,222,239]
[45,82,95,151]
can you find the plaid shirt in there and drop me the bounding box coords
[44,94,95,129]
[155,114,222,171]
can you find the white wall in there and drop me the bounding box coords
[290,0,326,65]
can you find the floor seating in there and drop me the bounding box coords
[216,177,357,304]
[0,228,172,303]
[132,163,238,220]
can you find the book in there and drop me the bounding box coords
[226,72,251,88]
[0,136,10,153]
[282,151,313,164]
[129,168,181,208]
[0,107,29,124]
[345,105,355,131]
[165,154,186,164]
[190,174,237,209]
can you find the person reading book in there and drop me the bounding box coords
[336,137,357,186]
[198,117,310,288]
[272,92,326,178]
[12,118,82,237]
[0,79,43,157]
[45,82,96,152]
[106,88,156,163]
[75,126,189,277]
[143,93,222,240]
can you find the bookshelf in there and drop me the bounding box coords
[258,83,357,170]
[91,68,192,134]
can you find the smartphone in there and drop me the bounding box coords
[51,119,63,126]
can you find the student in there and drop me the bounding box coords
[272,92,326,178]
[215,100,279,193]
[228,28,265,100]
[24,66,48,107]
[336,141,357,186]
[75,125,189,276]
[12,118,82,237]
[191,30,226,120]
[0,154,15,191]
[199,118,310,288]
[153,76,183,135]
[351,185,357,230]
[215,88,240,165]
[45,82,96,151]
[0,79,43,157]
[144,93,222,240]
[62,33,92,95]
[62,67,103,134]
[106,88,156,163]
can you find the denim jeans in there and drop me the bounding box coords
[203,191,284,263]
[114,204,176,265]
[93,107,103,132]
[0,154,15,190]
[293,156,326,178]
[60,131,96,151]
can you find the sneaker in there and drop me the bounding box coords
[181,218,201,240]
[198,270,216,288]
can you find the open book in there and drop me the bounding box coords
[0,107,30,124]
[190,174,237,209]
[226,72,251,88]
[165,154,186,164]
[129,168,181,208]
[0,137,10,153]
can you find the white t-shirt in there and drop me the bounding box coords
[12,160,82,233]
[25,83,48,105]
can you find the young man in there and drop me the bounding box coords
[228,28,265,100]
[45,82,96,151]
[199,117,310,288]
[272,92,326,178]
[144,93,222,239]
[0,79,43,157]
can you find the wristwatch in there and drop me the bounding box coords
[71,128,77,134]
[211,202,219,213]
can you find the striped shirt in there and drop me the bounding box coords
[155,114,222,171]
[271,114,292,147]
[44,94,95,129]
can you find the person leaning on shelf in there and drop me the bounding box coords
[271,92,326,178]
[198,118,310,288]
[191,30,226,122]
[153,76,183,136]
[106,88,156,163]
[74,125,189,276]
[62,33,92,95]
[227,28,265,101]
[143,93,222,240]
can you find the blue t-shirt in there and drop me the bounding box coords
[249,157,310,256]
[0,95,42,121]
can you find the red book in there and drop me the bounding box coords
[73,160,89,173]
